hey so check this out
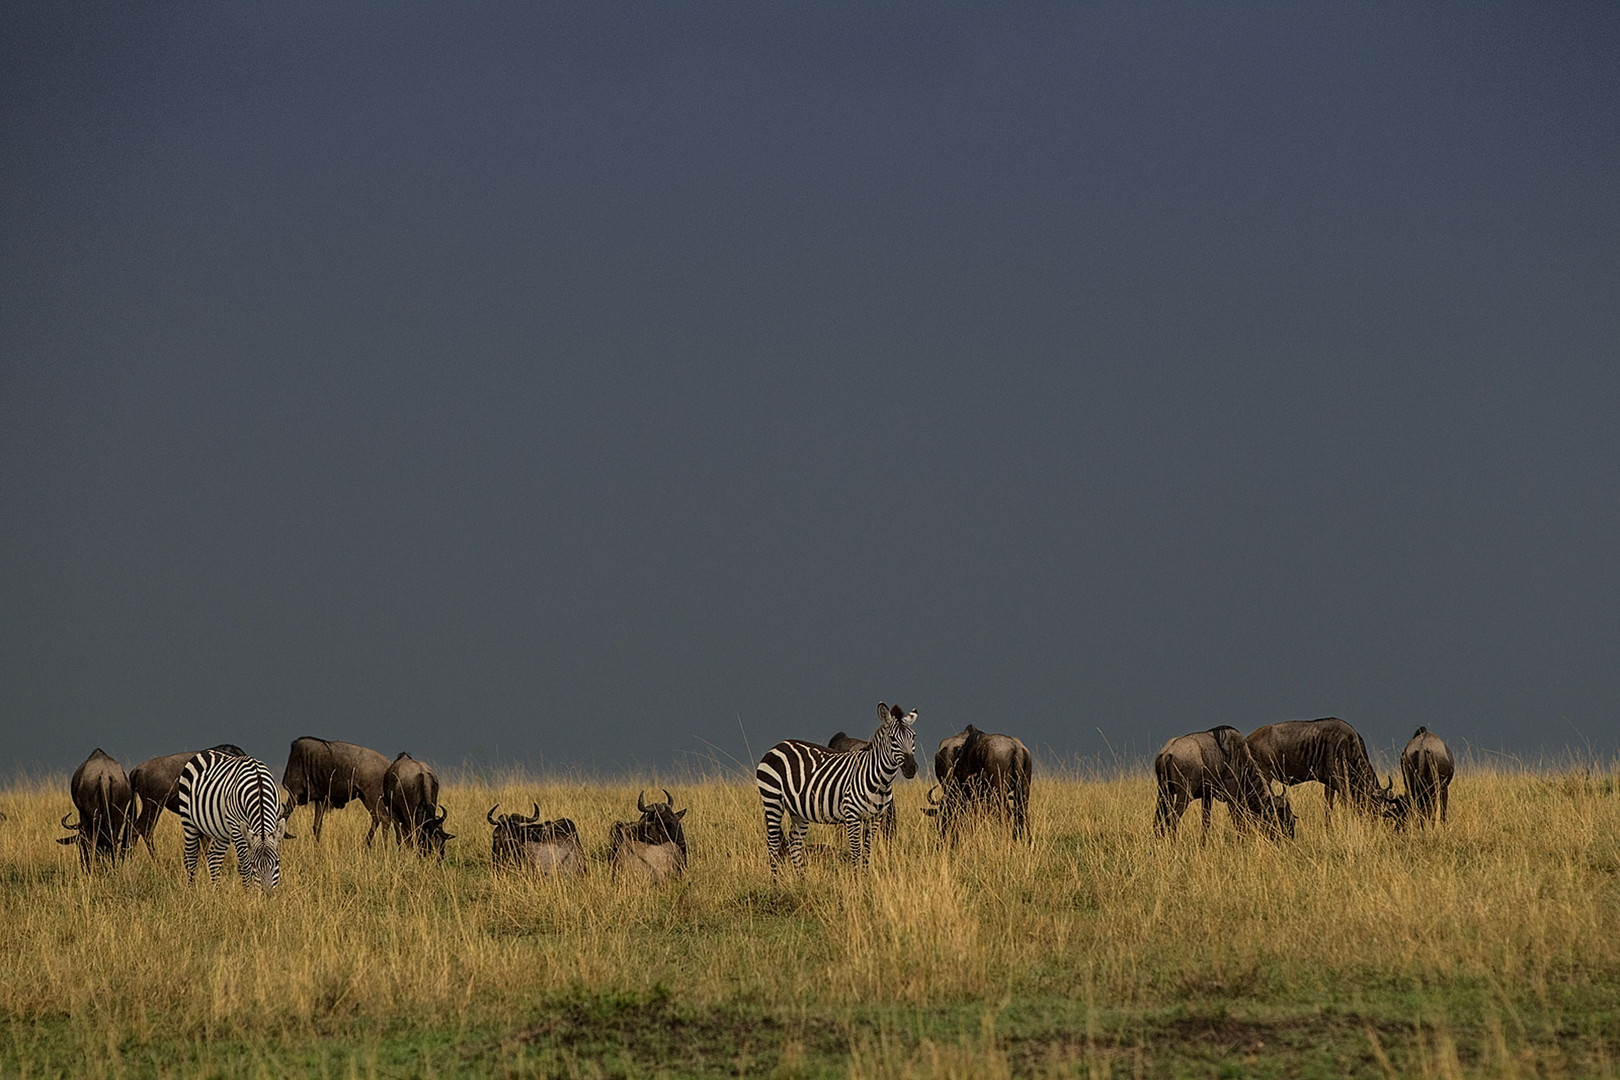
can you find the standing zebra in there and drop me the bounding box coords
[176,748,286,891]
[756,703,918,871]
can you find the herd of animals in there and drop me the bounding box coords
[45,704,1454,891]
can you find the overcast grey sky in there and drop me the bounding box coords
[3,5,1617,776]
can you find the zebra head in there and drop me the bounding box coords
[243,830,282,891]
[245,798,290,891]
[876,702,919,779]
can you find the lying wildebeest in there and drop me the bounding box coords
[610,789,689,882]
[382,753,453,857]
[924,725,1033,841]
[129,744,248,856]
[1154,726,1296,840]
[826,730,898,839]
[487,803,586,875]
[280,736,391,844]
[1401,726,1455,826]
[1246,717,1402,825]
[57,749,137,870]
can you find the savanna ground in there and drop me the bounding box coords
[2,759,1619,1079]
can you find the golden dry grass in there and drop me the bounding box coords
[1,762,1618,1077]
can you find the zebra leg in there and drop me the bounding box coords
[205,835,228,883]
[235,836,254,888]
[846,819,869,866]
[787,820,809,871]
[183,825,202,884]
[762,805,788,873]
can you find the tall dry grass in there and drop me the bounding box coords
[2,760,1618,1075]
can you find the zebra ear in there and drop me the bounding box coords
[877,703,891,722]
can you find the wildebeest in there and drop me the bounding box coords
[1401,726,1455,825]
[487,803,586,875]
[57,749,137,870]
[1153,726,1296,840]
[826,730,898,839]
[924,725,1033,841]
[1246,717,1401,825]
[382,753,453,857]
[129,744,247,856]
[280,737,391,844]
[934,731,970,783]
[610,789,689,882]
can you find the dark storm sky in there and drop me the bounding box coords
[3,5,1617,776]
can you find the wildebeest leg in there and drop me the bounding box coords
[1439,781,1448,824]
[1324,784,1335,826]
[1011,782,1029,841]
[1155,783,1188,837]
[364,806,384,848]
[136,801,162,858]
[313,802,327,842]
[1199,795,1213,843]
[182,824,202,884]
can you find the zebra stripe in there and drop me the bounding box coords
[176,749,283,890]
[756,703,918,871]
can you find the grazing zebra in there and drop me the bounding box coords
[756,702,919,871]
[176,748,285,891]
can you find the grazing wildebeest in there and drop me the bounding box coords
[382,753,453,857]
[826,730,899,839]
[1246,717,1401,825]
[610,789,689,882]
[1154,726,1296,840]
[1401,727,1455,825]
[757,703,918,872]
[487,803,586,875]
[280,737,391,844]
[57,749,137,870]
[129,744,248,856]
[923,725,1033,841]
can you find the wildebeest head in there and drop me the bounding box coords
[1265,787,1297,840]
[419,806,454,857]
[632,789,689,849]
[486,802,583,873]
[1376,775,1411,829]
[611,790,690,881]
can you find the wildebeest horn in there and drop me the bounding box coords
[60,812,77,830]
[662,788,673,807]
[436,805,449,824]
[637,790,647,813]
[927,785,941,806]
[523,802,540,823]
[486,804,500,826]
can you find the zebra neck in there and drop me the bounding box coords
[860,730,903,781]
